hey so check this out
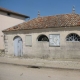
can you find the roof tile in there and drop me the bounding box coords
[3,13,80,32]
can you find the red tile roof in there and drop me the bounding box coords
[2,13,80,32]
[0,7,30,18]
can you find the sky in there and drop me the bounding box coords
[0,0,80,20]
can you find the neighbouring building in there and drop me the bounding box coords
[2,13,80,60]
[0,7,30,49]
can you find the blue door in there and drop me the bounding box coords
[14,36,23,56]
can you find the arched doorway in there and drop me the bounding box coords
[13,36,23,56]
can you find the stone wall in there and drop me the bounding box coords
[3,27,80,59]
[0,49,5,56]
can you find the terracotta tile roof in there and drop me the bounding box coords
[2,13,80,32]
[0,7,30,18]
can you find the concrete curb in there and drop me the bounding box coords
[0,57,80,70]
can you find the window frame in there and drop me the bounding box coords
[49,34,60,47]
[37,34,49,42]
[25,35,32,46]
[66,33,80,42]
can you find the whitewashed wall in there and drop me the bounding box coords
[0,11,26,49]
[4,27,80,59]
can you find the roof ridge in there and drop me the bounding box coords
[32,13,80,19]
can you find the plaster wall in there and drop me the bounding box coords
[4,27,80,59]
[0,11,26,49]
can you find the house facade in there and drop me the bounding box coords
[3,13,80,59]
[0,7,29,49]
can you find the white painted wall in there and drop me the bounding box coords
[0,11,26,49]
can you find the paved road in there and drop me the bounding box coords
[0,63,80,80]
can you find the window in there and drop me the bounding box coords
[38,35,49,41]
[66,33,80,41]
[26,35,32,46]
[49,34,60,47]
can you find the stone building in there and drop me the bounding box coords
[2,13,80,59]
[0,7,29,49]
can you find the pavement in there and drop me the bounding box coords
[0,55,80,70]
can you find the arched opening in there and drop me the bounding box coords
[38,34,49,41]
[66,33,80,41]
[13,36,22,41]
[13,36,23,56]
